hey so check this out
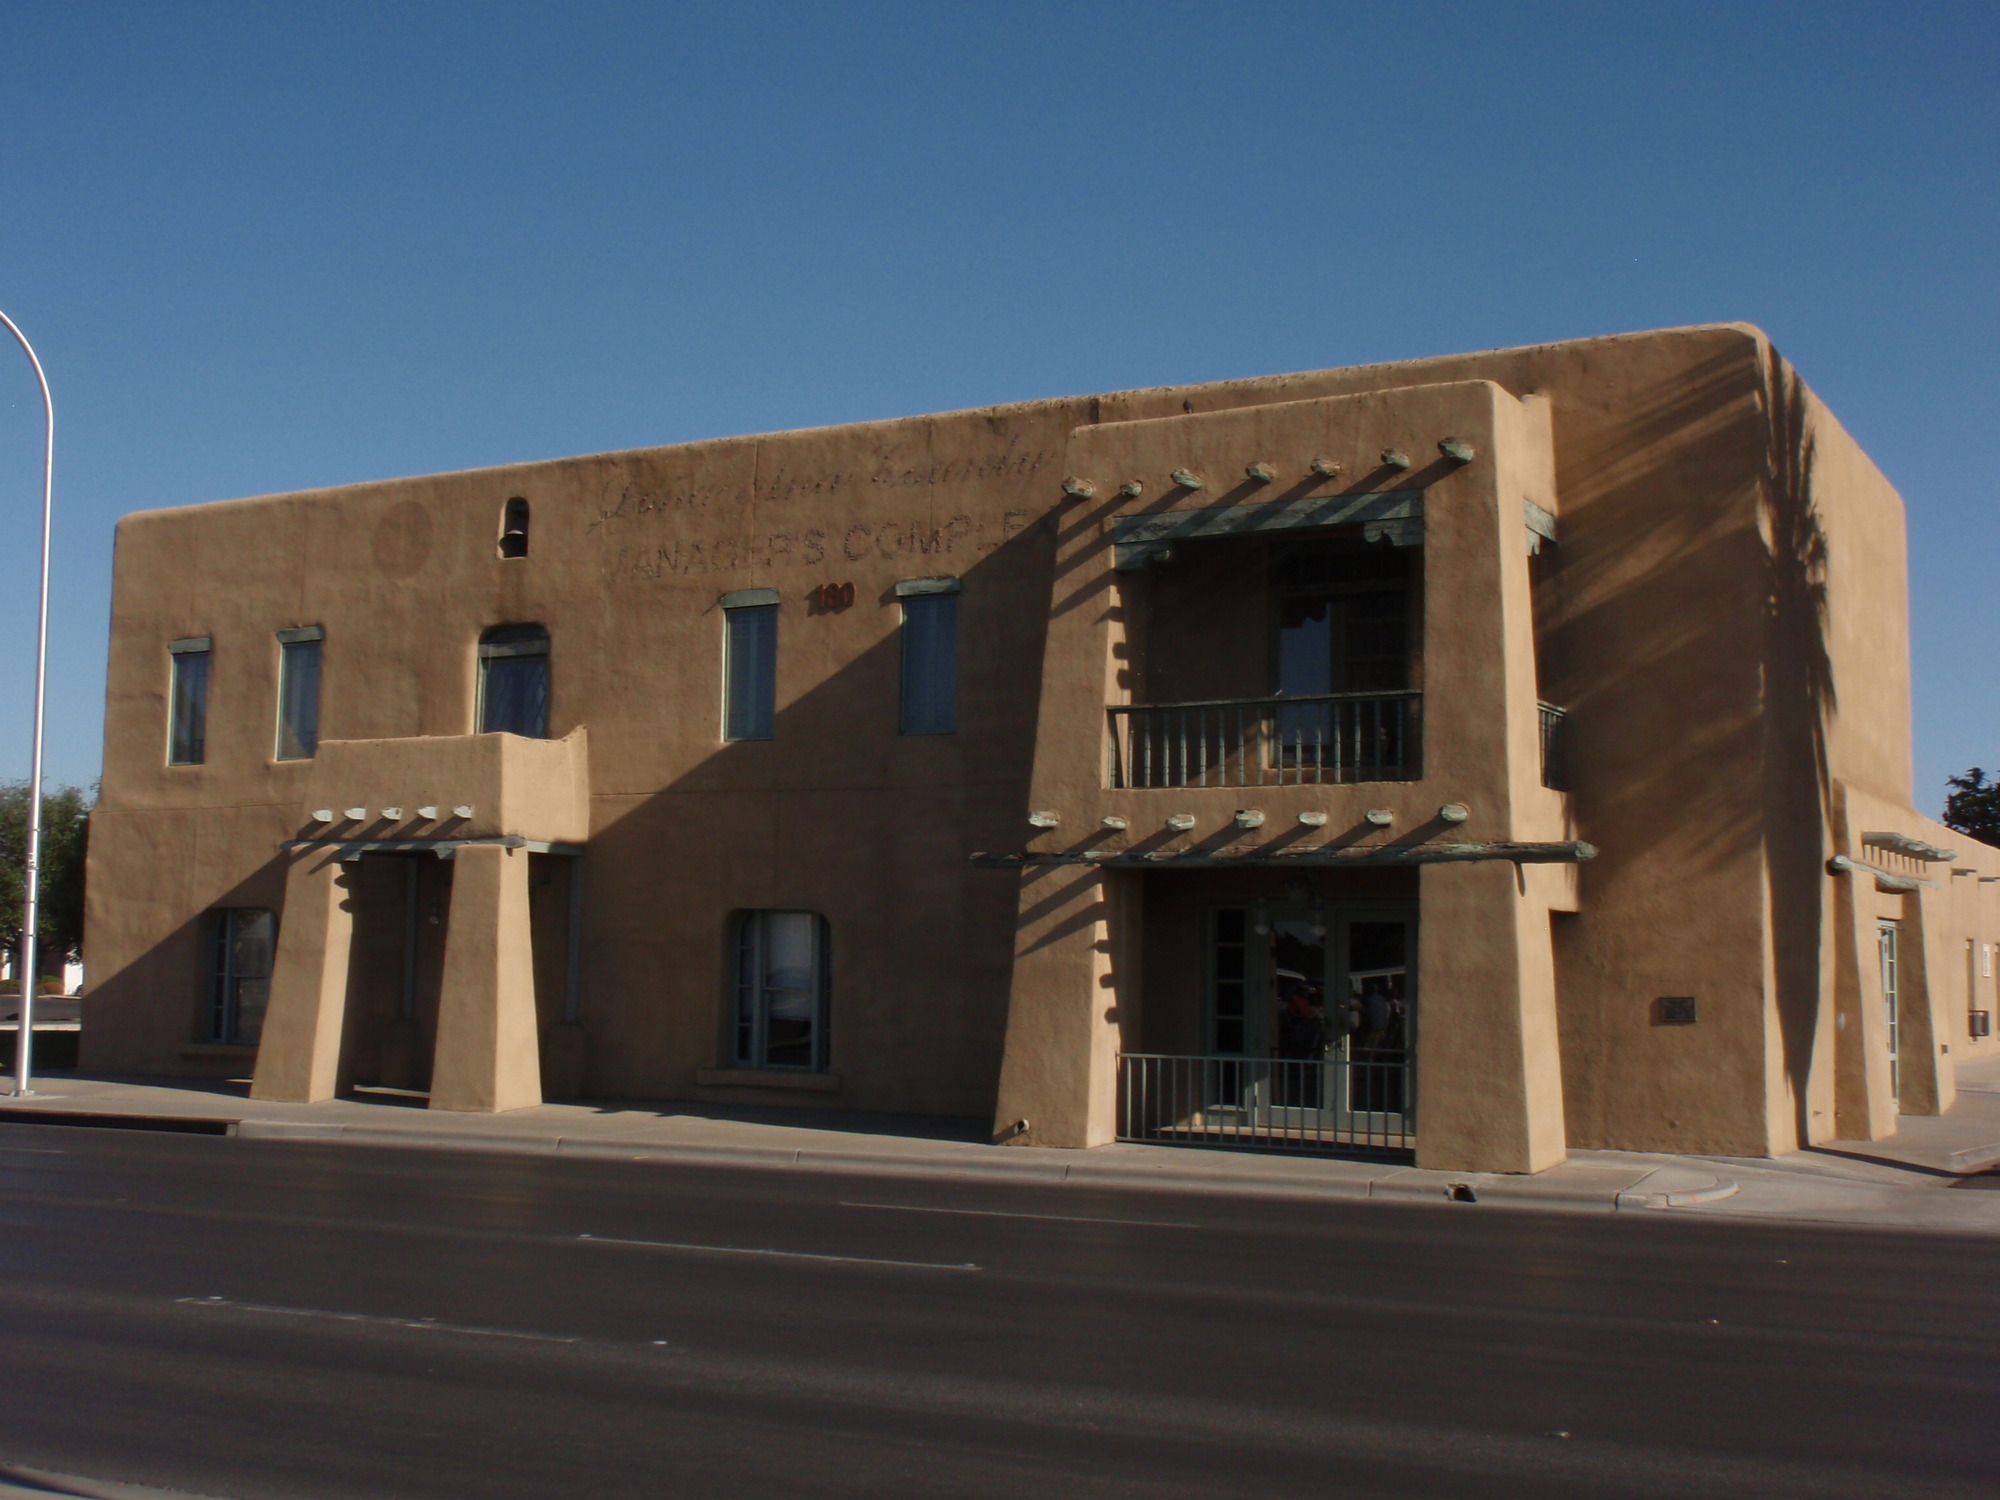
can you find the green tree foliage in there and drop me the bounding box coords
[0,782,93,963]
[1944,769,2000,848]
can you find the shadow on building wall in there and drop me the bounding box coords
[1537,335,1836,1149]
[1760,348,1836,1148]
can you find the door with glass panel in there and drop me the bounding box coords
[1879,921,1900,1102]
[1204,901,1416,1142]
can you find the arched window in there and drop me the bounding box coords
[477,624,550,737]
[498,497,530,559]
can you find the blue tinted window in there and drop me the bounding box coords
[724,604,777,741]
[478,625,550,738]
[899,593,958,735]
[276,637,321,760]
[169,647,210,765]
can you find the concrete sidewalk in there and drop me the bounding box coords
[3,1061,1999,1231]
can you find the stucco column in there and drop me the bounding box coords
[1831,874,1897,1140]
[1895,885,1957,1116]
[430,843,543,1112]
[249,851,355,1104]
[992,866,1128,1148]
[1414,860,1566,1174]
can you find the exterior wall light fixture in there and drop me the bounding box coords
[1381,450,1413,471]
[1028,810,1061,829]
[1365,808,1394,827]
[1166,812,1197,831]
[1439,803,1470,824]
[1061,476,1097,500]
[1245,462,1275,483]
[1310,456,1342,478]
[1439,437,1476,464]
[1170,469,1203,490]
[1252,900,1272,937]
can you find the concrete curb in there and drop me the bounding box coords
[234,1116,1736,1212]
[4,1104,1738,1215]
[1945,1141,2000,1175]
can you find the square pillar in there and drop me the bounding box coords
[1895,885,1957,1116]
[249,851,355,1104]
[1831,873,1898,1139]
[1415,860,1567,1174]
[430,843,543,1113]
[992,866,1130,1148]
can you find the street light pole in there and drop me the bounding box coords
[0,309,54,1097]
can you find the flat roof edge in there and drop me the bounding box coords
[118,321,1774,527]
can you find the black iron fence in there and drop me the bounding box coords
[1118,1052,1414,1154]
[1108,692,1422,790]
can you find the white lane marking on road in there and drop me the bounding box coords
[576,1233,980,1271]
[840,1200,1197,1229]
[176,1295,581,1343]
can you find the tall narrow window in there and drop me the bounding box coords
[733,910,830,1071]
[167,637,211,765]
[478,624,550,738]
[897,578,959,735]
[209,907,275,1045]
[275,626,323,760]
[722,590,778,741]
[498,497,530,559]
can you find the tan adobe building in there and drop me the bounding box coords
[81,323,2000,1174]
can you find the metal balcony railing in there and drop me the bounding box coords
[1538,701,1568,791]
[1108,691,1421,790]
[1119,1053,1414,1154]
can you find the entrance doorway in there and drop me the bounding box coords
[1119,898,1416,1151]
[337,854,453,1099]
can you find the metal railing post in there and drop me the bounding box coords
[1,309,55,1098]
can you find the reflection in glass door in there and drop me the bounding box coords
[1879,921,1900,1101]
[1200,901,1415,1146]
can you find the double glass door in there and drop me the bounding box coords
[1206,901,1416,1141]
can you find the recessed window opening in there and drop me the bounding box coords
[498,497,530,559]
[209,907,275,1045]
[732,910,830,1071]
[275,626,323,761]
[897,578,959,735]
[1272,542,1412,698]
[167,637,212,766]
[721,590,778,741]
[477,624,550,738]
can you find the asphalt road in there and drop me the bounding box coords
[0,1124,1994,1500]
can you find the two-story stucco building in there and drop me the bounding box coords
[81,323,2000,1174]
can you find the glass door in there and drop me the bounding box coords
[1879,921,1900,1102]
[1203,901,1416,1145]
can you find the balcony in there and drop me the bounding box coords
[1108,692,1421,790]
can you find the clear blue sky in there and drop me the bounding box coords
[1,2,1994,810]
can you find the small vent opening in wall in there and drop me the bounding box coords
[499,497,530,559]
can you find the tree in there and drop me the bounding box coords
[0,782,93,969]
[1943,768,2000,848]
